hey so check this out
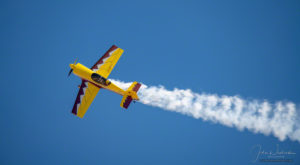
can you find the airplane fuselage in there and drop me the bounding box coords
[70,63,126,96]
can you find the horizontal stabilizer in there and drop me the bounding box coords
[121,96,133,109]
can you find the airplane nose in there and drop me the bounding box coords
[69,64,75,69]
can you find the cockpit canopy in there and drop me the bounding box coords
[91,73,111,86]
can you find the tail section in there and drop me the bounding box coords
[120,82,141,109]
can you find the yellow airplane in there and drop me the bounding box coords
[68,45,141,118]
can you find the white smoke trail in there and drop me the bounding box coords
[111,79,300,143]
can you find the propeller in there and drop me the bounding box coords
[68,58,77,77]
[68,69,73,77]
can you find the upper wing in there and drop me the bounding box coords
[71,80,101,118]
[91,45,124,78]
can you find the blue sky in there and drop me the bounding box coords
[1,0,299,164]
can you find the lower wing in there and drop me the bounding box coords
[71,80,100,118]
